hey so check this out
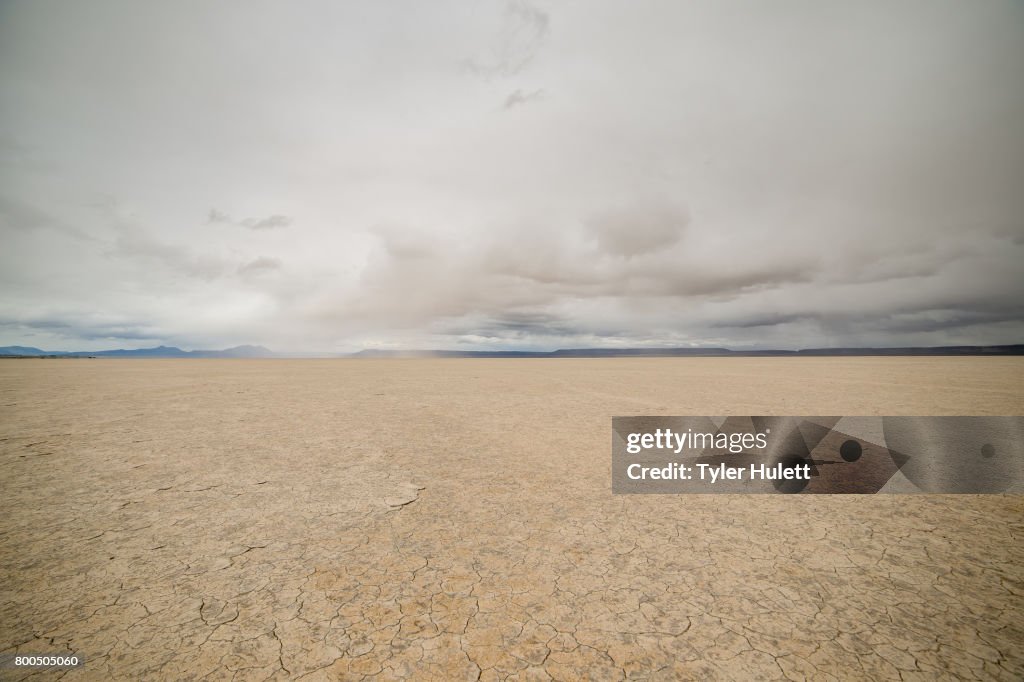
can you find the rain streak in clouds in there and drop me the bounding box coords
[0,0,1022,352]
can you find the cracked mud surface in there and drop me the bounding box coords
[1,358,1022,680]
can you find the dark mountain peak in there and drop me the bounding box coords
[0,345,47,355]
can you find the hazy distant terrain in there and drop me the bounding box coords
[3,344,1023,358]
[1,358,1022,679]
[0,345,278,358]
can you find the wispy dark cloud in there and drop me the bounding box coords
[0,314,163,342]
[503,88,544,110]
[238,256,282,276]
[464,0,550,78]
[208,209,292,230]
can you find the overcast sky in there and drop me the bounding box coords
[2,1,1022,352]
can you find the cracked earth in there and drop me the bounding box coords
[1,358,1022,680]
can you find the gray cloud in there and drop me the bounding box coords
[326,202,818,339]
[243,215,291,230]
[209,209,292,230]
[711,309,1024,335]
[0,193,51,232]
[109,226,226,281]
[503,88,545,110]
[585,200,688,258]
[0,314,163,343]
[437,311,583,341]
[1,1,1022,352]
[238,256,282,276]
[0,191,97,241]
[464,0,550,78]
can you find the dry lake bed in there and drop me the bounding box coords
[1,358,1022,680]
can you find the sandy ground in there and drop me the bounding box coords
[1,357,1022,681]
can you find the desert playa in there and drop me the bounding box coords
[1,357,1022,680]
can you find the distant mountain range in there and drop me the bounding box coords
[0,344,277,358]
[2,344,1022,358]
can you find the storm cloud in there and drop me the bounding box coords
[1,1,1022,352]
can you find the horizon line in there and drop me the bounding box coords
[2,343,1023,359]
